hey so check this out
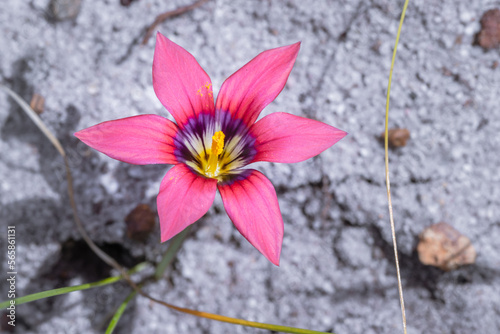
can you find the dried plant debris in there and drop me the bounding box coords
[120,0,139,7]
[125,204,157,241]
[49,0,82,21]
[475,8,500,49]
[380,128,410,148]
[30,93,45,115]
[417,222,476,271]
[142,0,209,45]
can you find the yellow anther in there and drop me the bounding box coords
[205,131,225,176]
[212,131,225,155]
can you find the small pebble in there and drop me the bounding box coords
[417,222,476,271]
[49,0,82,21]
[30,93,45,115]
[475,8,500,49]
[380,128,411,148]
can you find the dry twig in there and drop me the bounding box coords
[142,0,209,45]
[383,0,410,333]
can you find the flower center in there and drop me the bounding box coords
[204,130,225,177]
[174,111,257,182]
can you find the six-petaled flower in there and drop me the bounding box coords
[75,32,347,265]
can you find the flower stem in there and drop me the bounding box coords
[154,225,192,280]
[105,289,138,334]
[384,0,410,333]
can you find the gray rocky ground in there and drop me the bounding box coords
[1,0,500,333]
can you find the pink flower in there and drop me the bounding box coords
[75,32,346,265]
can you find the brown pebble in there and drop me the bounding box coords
[475,9,500,49]
[371,39,382,53]
[441,66,453,77]
[30,93,45,115]
[49,0,82,21]
[125,204,156,241]
[417,222,476,271]
[381,128,410,148]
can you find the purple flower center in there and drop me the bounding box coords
[174,111,256,182]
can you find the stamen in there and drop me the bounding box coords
[206,131,225,176]
[212,131,225,155]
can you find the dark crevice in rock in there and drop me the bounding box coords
[115,31,145,65]
[42,239,144,284]
[2,58,37,143]
[17,239,143,331]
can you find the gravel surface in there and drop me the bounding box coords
[1,0,499,333]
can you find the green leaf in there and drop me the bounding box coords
[154,225,191,280]
[105,290,137,334]
[0,262,148,309]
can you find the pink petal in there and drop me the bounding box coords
[75,114,178,165]
[218,170,284,265]
[153,32,215,128]
[251,112,347,163]
[215,42,300,126]
[158,164,217,242]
